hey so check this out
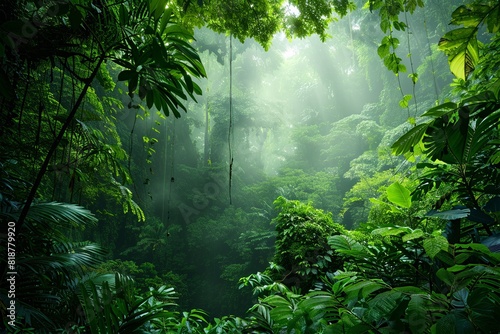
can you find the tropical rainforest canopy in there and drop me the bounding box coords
[1,0,500,332]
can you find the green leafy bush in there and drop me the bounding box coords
[268,196,347,291]
[242,226,500,333]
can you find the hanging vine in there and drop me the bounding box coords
[228,34,234,205]
[372,0,425,120]
[403,10,419,119]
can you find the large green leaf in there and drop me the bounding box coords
[486,4,500,33]
[423,236,449,259]
[437,312,475,334]
[438,27,479,80]
[343,280,385,300]
[407,294,430,334]
[467,287,500,329]
[328,235,369,259]
[364,290,402,323]
[466,109,500,161]
[371,226,412,237]
[436,268,455,286]
[402,229,424,242]
[426,208,470,220]
[421,102,457,118]
[149,0,168,21]
[450,5,489,27]
[391,123,428,156]
[386,182,412,208]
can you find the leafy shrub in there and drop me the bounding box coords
[242,227,500,333]
[268,196,346,291]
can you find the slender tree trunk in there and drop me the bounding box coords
[16,55,106,230]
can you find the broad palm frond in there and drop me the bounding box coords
[10,201,97,229]
[1,201,104,330]
[21,241,108,276]
[78,273,178,333]
[5,239,108,330]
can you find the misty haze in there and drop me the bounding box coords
[2,0,500,332]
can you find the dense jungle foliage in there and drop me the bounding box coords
[1,0,500,332]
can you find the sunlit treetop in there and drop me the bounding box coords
[172,0,356,49]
